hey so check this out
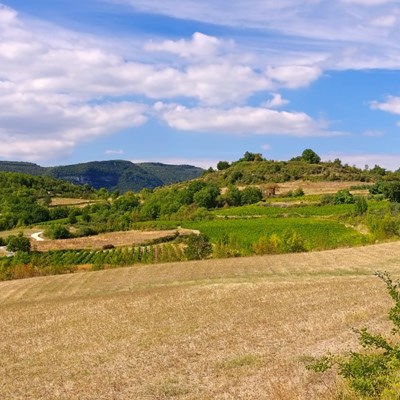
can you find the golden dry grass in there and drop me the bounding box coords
[274,180,371,196]
[34,229,179,251]
[221,180,370,197]
[50,198,101,207]
[1,242,400,399]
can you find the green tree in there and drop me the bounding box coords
[241,151,263,162]
[193,185,220,209]
[217,161,230,170]
[68,209,78,224]
[301,148,321,164]
[45,224,71,240]
[382,182,400,202]
[184,234,212,260]
[354,196,368,215]
[6,232,31,253]
[224,185,242,207]
[240,186,263,205]
[334,189,354,205]
[370,164,386,176]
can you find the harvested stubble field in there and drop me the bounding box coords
[1,242,400,399]
[34,229,181,251]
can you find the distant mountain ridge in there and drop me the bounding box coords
[0,160,204,192]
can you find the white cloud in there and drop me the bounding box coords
[105,149,124,155]
[144,32,229,61]
[0,97,147,161]
[266,65,322,89]
[261,144,272,151]
[0,4,153,161]
[340,0,392,5]
[371,96,400,114]
[262,93,290,109]
[155,102,340,137]
[370,15,397,27]
[107,0,400,71]
[0,4,327,161]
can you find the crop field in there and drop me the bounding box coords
[1,241,400,399]
[183,218,367,251]
[214,203,356,217]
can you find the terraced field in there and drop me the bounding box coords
[1,242,400,399]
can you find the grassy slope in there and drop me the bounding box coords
[1,242,399,399]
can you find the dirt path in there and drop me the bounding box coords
[31,232,44,241]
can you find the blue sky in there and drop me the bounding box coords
[1,0,400,169]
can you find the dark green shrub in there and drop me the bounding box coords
[321,194,334,205]
[184,234,212,260]
[354,196,368,216]
[334,189,354,205]
[6,233,31,253]
[293,188,305,197]
[308,272,400,398]
[240,186,263,205]
[45,224,71,240]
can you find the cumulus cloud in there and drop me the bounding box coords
[154,102,339,137]
[3,1,391,162]
[0,4,152,161]
[0,94,147,161]
[371,96,400,114]
[262,93,290,109]
[144,32,229,61]
[266,66,322,89]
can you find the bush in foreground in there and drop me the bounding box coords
[308,271,400,398]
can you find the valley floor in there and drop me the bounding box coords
[1,242,400,399]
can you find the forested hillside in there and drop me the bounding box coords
[0,160,204,193]
[0,172,94,230]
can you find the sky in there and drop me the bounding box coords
[1,1,400,170]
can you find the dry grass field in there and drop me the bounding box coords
[1,242,400,399]
[221,180,370,197]
[34,229,180,251]
[50,198,102,207]
[273,180,371,196]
